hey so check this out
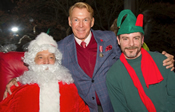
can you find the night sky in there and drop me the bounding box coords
[0,0,175,55]
[0,0,175,11]
[0,0,16,11]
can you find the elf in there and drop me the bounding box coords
[106,9,175,112]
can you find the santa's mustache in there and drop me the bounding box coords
[28,62,59,73]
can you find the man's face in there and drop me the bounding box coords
[68,7,94,41]
[117,32,144,59]
[34,50,56,65]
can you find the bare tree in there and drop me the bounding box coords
[92,0,123,30]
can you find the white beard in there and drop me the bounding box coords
[18,61,74,86]
[18,62,74,112]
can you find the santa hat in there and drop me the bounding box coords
[29,32,58,48]
[117,9,144,35]
[23,32,62,65]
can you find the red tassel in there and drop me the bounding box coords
[135,14,143,27]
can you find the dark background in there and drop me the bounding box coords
[0,0,175,55]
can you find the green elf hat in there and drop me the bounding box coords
[117,9,144,35]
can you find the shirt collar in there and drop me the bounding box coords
[74,32,92,46]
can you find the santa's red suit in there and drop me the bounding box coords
[0,81,89,112]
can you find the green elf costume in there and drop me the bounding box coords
[106,9,175,112]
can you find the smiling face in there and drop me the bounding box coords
[117,32,144,59]
[68,7,94,41]
[34,50,56,65]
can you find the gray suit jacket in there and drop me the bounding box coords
[57,29,121,112]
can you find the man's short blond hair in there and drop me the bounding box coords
[69,2,94,18]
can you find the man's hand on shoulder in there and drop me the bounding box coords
[162,51,174,71]
[3,78,19,100]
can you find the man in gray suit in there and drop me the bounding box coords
[57,2,121,111]
[3,2,174,112]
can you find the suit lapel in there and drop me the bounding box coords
[66,35,77,64]
[92,30,115,78]
[66,35,90,78]
[93,34,104,78]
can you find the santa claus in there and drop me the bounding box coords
[0,32,89,112]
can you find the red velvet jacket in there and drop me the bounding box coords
[0,81,89,112]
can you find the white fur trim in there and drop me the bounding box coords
[23,32,62,65]
[29,32,57,48]
[39,81,60,112]
[18,62,74,85]
[23,44,62,65]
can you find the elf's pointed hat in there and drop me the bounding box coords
[117,9,144,35]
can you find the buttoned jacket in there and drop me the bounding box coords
[57,29,121,112]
